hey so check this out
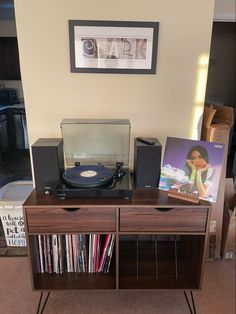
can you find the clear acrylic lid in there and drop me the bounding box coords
[61,119,131,168]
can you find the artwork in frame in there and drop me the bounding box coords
[159,137,225,203]
[69,20,159,74]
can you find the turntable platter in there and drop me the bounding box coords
[63,165,114,188]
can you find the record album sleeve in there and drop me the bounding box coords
[159,137,225,203]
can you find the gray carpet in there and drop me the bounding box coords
[0,258,235,314]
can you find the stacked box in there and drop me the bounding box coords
[221,179,236,260]
[201,104,234,259]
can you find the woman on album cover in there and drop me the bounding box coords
[159,137,224,203]
[185,145,214,198]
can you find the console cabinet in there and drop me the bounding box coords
[23,190,211,291]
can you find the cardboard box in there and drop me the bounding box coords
[201,105,234,143]
[233,153,236,188]
[201,105,234,259]
[221,178,236,259]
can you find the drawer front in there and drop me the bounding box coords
[120,207,207,232]
[26,207,116,233]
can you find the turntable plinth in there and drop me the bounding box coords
[23,189,211,293]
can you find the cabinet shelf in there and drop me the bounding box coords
[0,37,21,80]
[119,235,204,289]
[23,190,211,291]
[29,233,116,290]
[32,264,116,290]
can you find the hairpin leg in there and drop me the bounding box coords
[174,235,178,280]
[155,235,158,280]
[184,291,196,314]
[136,234,139,280]
[36,292,50,314]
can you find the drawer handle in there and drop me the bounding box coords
[62,208,81,212]
[154,207,175,212]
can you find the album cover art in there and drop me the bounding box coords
[159,137,225,203]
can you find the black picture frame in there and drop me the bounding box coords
[69,20,159,74]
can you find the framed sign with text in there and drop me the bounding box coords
[69,20,159,74]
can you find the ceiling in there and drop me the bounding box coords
[0,0,235,21]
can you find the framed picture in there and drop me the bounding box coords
[159,137,225,203]
[69,20,159,74]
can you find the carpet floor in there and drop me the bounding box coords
[0,258,235,314]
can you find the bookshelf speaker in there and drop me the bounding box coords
[31,138,64,192]
[134,137,162,189]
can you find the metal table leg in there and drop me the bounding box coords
[36,292,50,314]
[184,291,196,314]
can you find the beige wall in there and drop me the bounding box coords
[14,0,214,167]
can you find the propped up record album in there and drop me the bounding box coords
[158,137,225,203]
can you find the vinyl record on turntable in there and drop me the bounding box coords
[63,164,114,188]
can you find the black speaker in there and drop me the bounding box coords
[31,138,64,192]
[134,137,162,189]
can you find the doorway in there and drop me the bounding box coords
[205,21,236,179]
[0,1,32,256]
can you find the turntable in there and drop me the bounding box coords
[55,119,132,199]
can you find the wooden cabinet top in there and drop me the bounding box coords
[23,189,211,208]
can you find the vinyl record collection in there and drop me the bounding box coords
[37,234,115,274]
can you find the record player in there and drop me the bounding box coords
[55,119,133,199]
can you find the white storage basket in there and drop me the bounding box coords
[0,181,33,246]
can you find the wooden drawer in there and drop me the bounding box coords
[26,207,116,233]
[120,207,208,232]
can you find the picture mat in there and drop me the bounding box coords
[74,26,153,69]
